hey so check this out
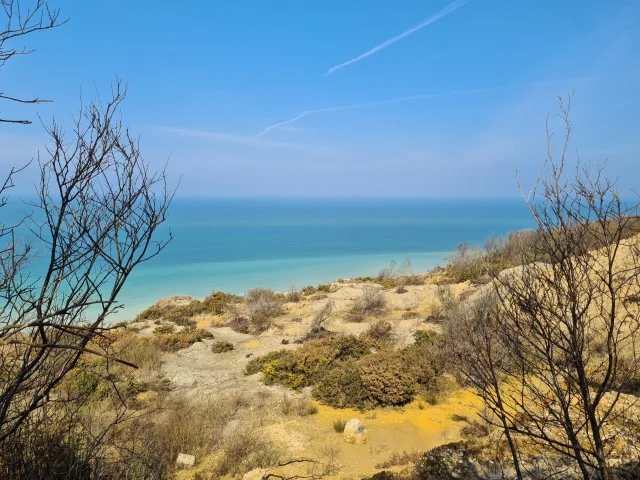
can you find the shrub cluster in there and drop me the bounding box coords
[152,325,214,352]
[136,291,241,325]
[246,331,447,409]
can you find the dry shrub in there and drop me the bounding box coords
[460,421,489,438]
[114,332,162,373]
[211,340,234,353]
[349,288,385,321]
[306,300,334,339]
[375,450,422,469]
[247,288,284,332]
[213,428,281,478]
[225,303,251,334]
[280,392,318,416]
[286,286,302,303]
[301,285,317,295]
[366,319,393,340]
[101,393,262,479]
[445,243,487,283]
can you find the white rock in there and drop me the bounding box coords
[243,468,268,480]
[176,453,195,467]
[343,418,369,444]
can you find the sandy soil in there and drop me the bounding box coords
[131,278,481,479]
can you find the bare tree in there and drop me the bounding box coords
[1,0,65,124]
[459,94,640,479]
[446,291,523,480]
[0,79,173,445]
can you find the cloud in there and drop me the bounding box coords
[257,76,602,137]
[325,0,471,76]
[158,126,331,154]
[257,85,508,136]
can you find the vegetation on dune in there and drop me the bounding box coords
[136,291,242,325]
[246,330,447,409]
[152,325,214,352]
[211,340,235,353]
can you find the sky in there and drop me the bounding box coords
[0,0,639,197]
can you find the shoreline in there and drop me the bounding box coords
[113,250,449,322]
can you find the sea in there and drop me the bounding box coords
[3,197,536,321]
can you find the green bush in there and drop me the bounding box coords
[153,324,176,335]
[245,335,371,392]
[244,349,294,376]
[357,352,417,407]
[247,332,447,408]
[136,291,240,325]
[313,360,365,409]
[211,341,234,353]
[152,327,214,352]
[333,418,347,433]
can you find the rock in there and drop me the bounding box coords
[343,418,369,444]
[242,468,268,480]
[175,453,195,467]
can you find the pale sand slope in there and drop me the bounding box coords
[132,278,481,478]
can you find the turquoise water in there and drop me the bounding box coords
[1,197,535,321]
[111,198,534,321]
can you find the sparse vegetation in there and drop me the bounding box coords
[347,287,386,322]
[333,418,347,433]
[137,291,242,325]
[363,319,394,347]
[152,326,214,352]
[375,450,422,469]
[211,340,234,353]
[246,288,284,332]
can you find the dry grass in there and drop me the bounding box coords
[347,288,386,322]
[332,418,347,433]
[375,450,422,469]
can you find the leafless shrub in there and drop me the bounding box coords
[450,94,640,480]
[377,260,398,282]
[286,286,302,303]
[350,288,385,318]
[0,81,173,447]
[307,300,333,339]
[0,0,66,124]
[225,302,251,334]
[247,288,284,332]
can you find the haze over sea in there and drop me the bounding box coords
[103,197,533,321]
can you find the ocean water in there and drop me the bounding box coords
[110,197,534,321]
[1,197,535,321]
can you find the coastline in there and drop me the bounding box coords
[113,250,448,322]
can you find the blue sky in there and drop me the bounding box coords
[1,0,639,197]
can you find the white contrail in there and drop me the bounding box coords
[257,85,503,136]
[325,0,472,76]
